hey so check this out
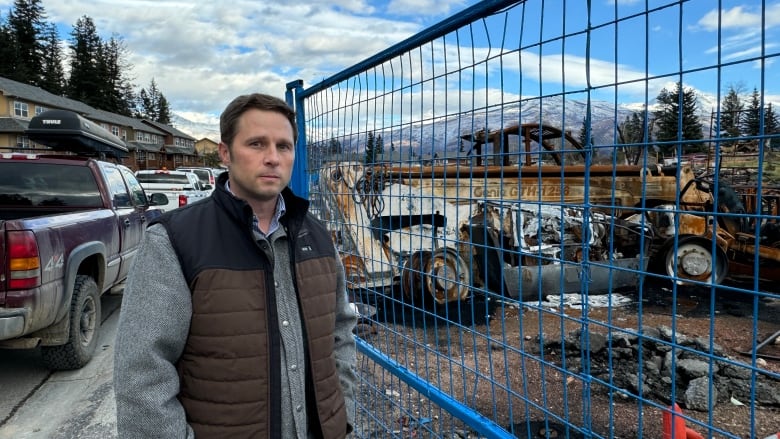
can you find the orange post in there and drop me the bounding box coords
[662,403,704,439]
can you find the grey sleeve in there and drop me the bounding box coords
[113,224,195,439]
[332,252,359,430]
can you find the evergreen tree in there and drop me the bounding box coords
[741,88,762,137]
[7,0,47,86]
[98,35,135,115]
[617,112,646,165]
[719,85,744,144]
[0,15,16,79]
[39,22,65,95]
[653,82,704,156]
[766,103,780,150]
[157,94,172,124]
[136,78,171,123]
[578,115,589,147]
[326,138,342,155]
[375,134,384,157]
[364,132,376,164]
[67,15,102,106]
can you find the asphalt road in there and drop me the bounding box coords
[0,294,122,439]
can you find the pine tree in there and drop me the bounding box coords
[67,15,102,106]
[0,15,16,79]
[95,35,136,116]
[136,78,171,122]
[578,116,589,147]
[741,88,762,138]
[766,103,780,150]
[39,22,65,95]
[653,82,704,156]
[719,85,744,145]
[326,138,342,155]
[364,132,376,164]
[617,112,646,165]
[375,134,384,157]
[157,95,172,124]
[7,0,47,86]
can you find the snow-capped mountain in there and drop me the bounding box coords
[170,112,220,142]
[169,90,721,152]
[329,90,722,158]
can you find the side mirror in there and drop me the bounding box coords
[148,193,170,206]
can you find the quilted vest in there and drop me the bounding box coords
[153,178,348,439]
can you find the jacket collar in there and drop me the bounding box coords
[213,171,310,232]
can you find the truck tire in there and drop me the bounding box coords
[41,275,101,370]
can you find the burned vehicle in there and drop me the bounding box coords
[316,123,780,304]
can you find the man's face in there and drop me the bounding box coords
[218,108,295,204]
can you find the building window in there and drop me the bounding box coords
[144,133,151,142]
[137,151,147,161]
[14,101,29,118]
[136,132,143,141]
[35,106,48,115]
[112,126,119,137]
[16,135,31,148]
[121,129,127,140]
[148,153,156,160]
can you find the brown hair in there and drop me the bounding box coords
[219,93,297,146]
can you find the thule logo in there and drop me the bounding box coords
[42,119,61,125]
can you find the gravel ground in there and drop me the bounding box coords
[349,279,780,438]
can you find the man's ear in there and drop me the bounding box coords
[218,142,231,166]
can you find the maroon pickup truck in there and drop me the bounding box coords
[0,110,166,370]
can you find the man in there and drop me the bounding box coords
[114,93,357,438]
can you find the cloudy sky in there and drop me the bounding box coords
[1,0,778,134]
[0,0,479,126]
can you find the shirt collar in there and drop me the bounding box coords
[225,180,286,236]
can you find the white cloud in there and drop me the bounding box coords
[31,0,475,119]
[698,3,780,31]
[386,0,469,17]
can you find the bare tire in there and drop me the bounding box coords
[41,275,101,370]
[400,250,430,304]
[664,237,728,286]
[422,248,471,305]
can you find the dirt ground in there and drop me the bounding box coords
[352,279,780,438]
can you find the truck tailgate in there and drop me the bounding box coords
[0,220,5,303]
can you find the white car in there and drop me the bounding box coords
[135,169,210,212]
[175,167,219,195]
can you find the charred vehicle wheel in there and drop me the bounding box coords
[664,237,728,286]
[401,250,431,304]
[423,248,471,305]
[41,275,101,370]
[401,249,471,306]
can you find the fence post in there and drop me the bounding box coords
[285,79,308,199]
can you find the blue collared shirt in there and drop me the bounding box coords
[225,180,286,237]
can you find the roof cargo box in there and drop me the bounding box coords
[25,109,129,158]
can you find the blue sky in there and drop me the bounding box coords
[1,0,778,135]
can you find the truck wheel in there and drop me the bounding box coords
[664,237,728,286]
[41,275,101,370]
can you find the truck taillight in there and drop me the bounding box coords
[178,194,188,207]
[8,230,41,289]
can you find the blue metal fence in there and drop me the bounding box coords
[286,1,780,437]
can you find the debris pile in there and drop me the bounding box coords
[540,325,780,411]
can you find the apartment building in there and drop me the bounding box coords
[0,75,202,171]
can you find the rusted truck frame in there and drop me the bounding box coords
[316,123,780,304]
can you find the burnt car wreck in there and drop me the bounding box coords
[316,123,780,305]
